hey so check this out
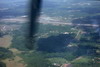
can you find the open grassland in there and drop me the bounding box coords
[2,56,26,67]
[0,35,12,48]
[0,35,26,67]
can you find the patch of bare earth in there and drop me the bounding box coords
[61,63,72,67]
[2,56,26,67]
[4,48,27,67]
[9,48,22,55]
[2,48,27,67]
[0,35,12,48]
[0,35,27,67]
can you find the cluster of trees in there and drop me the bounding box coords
[0,47,13,60]
[11,23,34,50]
[11,14,100,67]
[0,47,13,67]
[71,15,100,66]
[37,34,74,52]
[11,23,77,67]
[11,23,76,51]
[0,62,6,67]
[20,51,56,67]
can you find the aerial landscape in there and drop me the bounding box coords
[0,0,100,67]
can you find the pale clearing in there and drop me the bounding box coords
[0,35,12,48]
[0,35,26,67]
[2,56,26,67]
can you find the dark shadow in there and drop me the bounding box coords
[0,47,13,59]
[37,34,74,53]
[0,62,6,67]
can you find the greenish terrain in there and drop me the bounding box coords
[0,0,100,67]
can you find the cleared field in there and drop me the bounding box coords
[0,35,26,67]
[0,35,12,48]
[2,56,26,67]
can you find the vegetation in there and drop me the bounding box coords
[10,21,100,67]
[48,57,68,65]
[19,51,55,67]
[0,62,6,67]
[0,47,13,60]
[1,0,100,67]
